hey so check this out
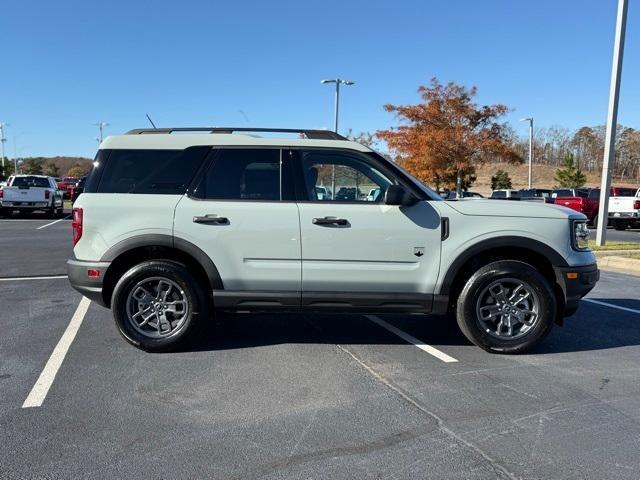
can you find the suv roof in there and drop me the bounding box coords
[101,127,372,152]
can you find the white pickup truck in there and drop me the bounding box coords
[0,175,64,217]
[609,187,640,230]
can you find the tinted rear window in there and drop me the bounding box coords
[12,176,50,188]
[95,147,210,194]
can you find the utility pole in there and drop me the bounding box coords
[520,117,534,189]
[95,121,109,146]
[321,78,355,197]
[596,0,628,246]
[0,122,8,174]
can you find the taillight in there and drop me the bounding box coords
[45,190,50,199]
[0,189,3,199]
[72,208,83,246]
[634,200,640,210]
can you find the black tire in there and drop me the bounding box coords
[47,204,56,218]
[111,260,209,352]
[455,260,556,354]
[613,220,628,231]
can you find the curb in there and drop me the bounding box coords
[593,250,640,258]
[597,255,640,274]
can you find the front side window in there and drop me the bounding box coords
[198,149,294,201]
[299,151,395,203]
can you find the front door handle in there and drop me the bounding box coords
[193,214,229,225]
[312,216,348,226]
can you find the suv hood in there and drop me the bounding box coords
[444,199,582,219]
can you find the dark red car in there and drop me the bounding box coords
[554,187,635,226]
[56,176,79,199]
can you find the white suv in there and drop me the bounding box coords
[68,127,598,353]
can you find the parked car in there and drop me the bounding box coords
[314,186,332,200]
[442,191,484,200]
[608,187,640,230]
[551,188,589,200]
[56,176,79,199]
[71,176,87,204]
[0,174,64,217]
[517,189,554,203]
[555,187,636,227]
[490,189,519,199]
[335,187,361,201]
[68,126,598,355]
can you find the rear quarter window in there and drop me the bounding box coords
[93,147,210,194]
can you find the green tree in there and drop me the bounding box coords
[22,158,44,175]
[490,169,512,190]
[554,153,586,188]
[42,160,60,177]
[66,163,91,178]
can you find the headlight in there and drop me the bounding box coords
[572,220,590,250]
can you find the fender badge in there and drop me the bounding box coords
[414,247,425,257]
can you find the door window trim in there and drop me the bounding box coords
[186,146,296,203]
[288,147,424,204]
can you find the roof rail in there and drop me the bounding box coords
[125,127,347,141]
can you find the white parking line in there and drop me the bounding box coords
[0,275,68,282]
[36,216,71,230]
[365,315,458,363]
[584,298,640,315]
[22,297,91,408]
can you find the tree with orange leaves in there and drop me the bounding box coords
[377,78,522,192]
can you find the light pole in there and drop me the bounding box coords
[520,117,533,189]
[0,122,7,174]
[596,0,628,246]
[95,121,109,145]
[320,78,355,132]
[321,78,355,197]
[13,132,30,177]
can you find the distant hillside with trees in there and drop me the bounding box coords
[0,156,92,179]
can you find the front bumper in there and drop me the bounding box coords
[67,258,111,307]
[553,263,600,317]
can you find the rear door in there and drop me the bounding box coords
[293,149,442,311]
[173,148,302,308]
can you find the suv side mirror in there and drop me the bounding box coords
[384,185,418,206]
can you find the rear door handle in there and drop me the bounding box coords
[312,216,348,226]
[193,214,229,225]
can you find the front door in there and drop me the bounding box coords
[294,149,442,310]
[173,148,301,308]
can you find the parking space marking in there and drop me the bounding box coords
[0,275,68,282]
[22,297,91,408]
[365,315,458,363]
[36,216,71,230]
[584,298,640,315]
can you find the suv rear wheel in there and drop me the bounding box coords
[456,260,556,354]
[111,260,209,352]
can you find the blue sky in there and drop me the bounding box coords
[1,0,638,158]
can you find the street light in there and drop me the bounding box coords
[321,79,355,198]
[0,122,9,173]
[596,0,628,246]
[520,117,534,189]
[320,78,355,133]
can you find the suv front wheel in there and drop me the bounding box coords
[456,260,556,354]
[111,260,209,352]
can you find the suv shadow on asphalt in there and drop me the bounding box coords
[175,299,640,355]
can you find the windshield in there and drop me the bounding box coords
[11,176,50,188]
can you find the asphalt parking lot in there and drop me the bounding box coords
[1,215,640,480]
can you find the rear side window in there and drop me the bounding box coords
[95,147,210,194]
[491,191,506,198]
[196,149,294,201]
